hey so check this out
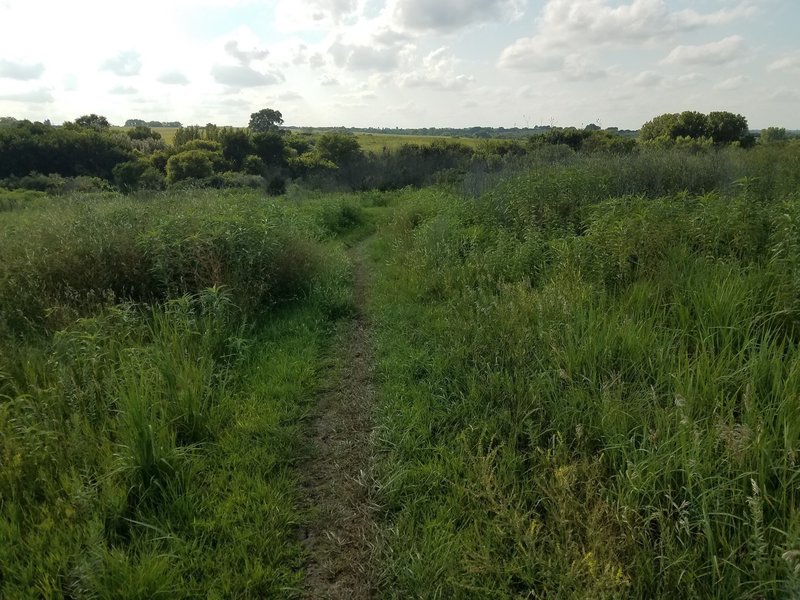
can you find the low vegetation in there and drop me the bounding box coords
[2,110,800,598]
[368,143,800,599]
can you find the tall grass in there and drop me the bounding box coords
[369,147,800,598]
[0,188,358,598]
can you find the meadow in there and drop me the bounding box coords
[2,140,800,598]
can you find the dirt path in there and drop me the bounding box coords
[300,243,376,600]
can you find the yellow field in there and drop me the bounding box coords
[118,127,488,150]
[354,133,485,153]
[150,127,179,145]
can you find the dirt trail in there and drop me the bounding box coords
[300,243,376,600]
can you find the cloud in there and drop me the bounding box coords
[770,88,800,102]
[661,35,745,66]
[500,0,755,72]
[675,72,703,86]
[561,54,607,81]
[330,40,400,71]
[0,59,44,80]
[768,52,800,72]
[397,47,475,90]
[157,70,190,85]
[278,91,303,100]
[275,0,358,31]
[715,74,748,90]
[0,87,54,103]
[319,75,339,86]
[632,70,663,87]
[100,50,142,76]
[393,0,524,32]
[224,40,269,65]
[211,64,284,87]
[109,85,138,95]
[534,0,755,45]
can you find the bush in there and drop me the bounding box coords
[166,151,215,185]
[243,154,265,175]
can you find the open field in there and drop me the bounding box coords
[353,132,487,152]
[151,126,179,145]
[3,144,800,598]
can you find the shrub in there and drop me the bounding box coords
[166,151,215,185]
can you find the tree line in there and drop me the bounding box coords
[0,109,795,195]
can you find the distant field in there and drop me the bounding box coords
[151,126,179,145]
[115,126,179,145]
[353,133,486,153]
[119,127,490,151]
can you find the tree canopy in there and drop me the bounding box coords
[249,109,283,133]
[640,111,753,147]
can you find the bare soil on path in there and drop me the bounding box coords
[300,243,376,600]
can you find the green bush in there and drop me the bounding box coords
[166,151,214,185]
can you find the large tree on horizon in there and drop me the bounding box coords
[249,108,283,133]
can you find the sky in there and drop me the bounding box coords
[0,0,798,129]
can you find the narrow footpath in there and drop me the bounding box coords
[300,242,376,600]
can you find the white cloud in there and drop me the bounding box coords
[210,64,284,87]
[224,40,270,65]
[768,52,800,72]
[392,0,524,32]
[109,85,138,95]
[661,35,745,66]
[0,59,44,80]
[157,71,190,85]
[329,40,402,71]
[278,91,303,100]
[0,87,53,103]
[632,70,662,87]
[675,72,703,86]
[770,88,800,102]
[397,47,475,90]
[274,0,358,31]
[500,0,754,73]
[715,74,748,90]
[101,51,142,77]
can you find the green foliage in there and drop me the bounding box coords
[315,132,363,166]
[0,120,133,180]
[248,108,284,133]
[113,159,165,192]
[252,131,288,167]
[0,189,358,598]
[641,111,752,147]
[242,154,265,175]
[127,126,162,141]
[73,113,111,131]
[367,148,800,599]
[165,150,214,184]
[220,129,253,170]
[760,127,788,144]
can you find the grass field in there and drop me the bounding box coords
[151,127,179,145]
[3,145,800,598]
[353,133,487,153]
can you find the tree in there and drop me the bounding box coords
[639,113,680,141]
[675,111,708,139]
[252,131,287,166]
[640,111,753,147]
[127,125,162,141]
[113,159,164,192]
[249,108,283,133]
[706,111,750,146]
[166,150,214,184]
[74,114,110,131]
[220,129,254,170]
[760,127,788,144]
[314,132,362,166]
